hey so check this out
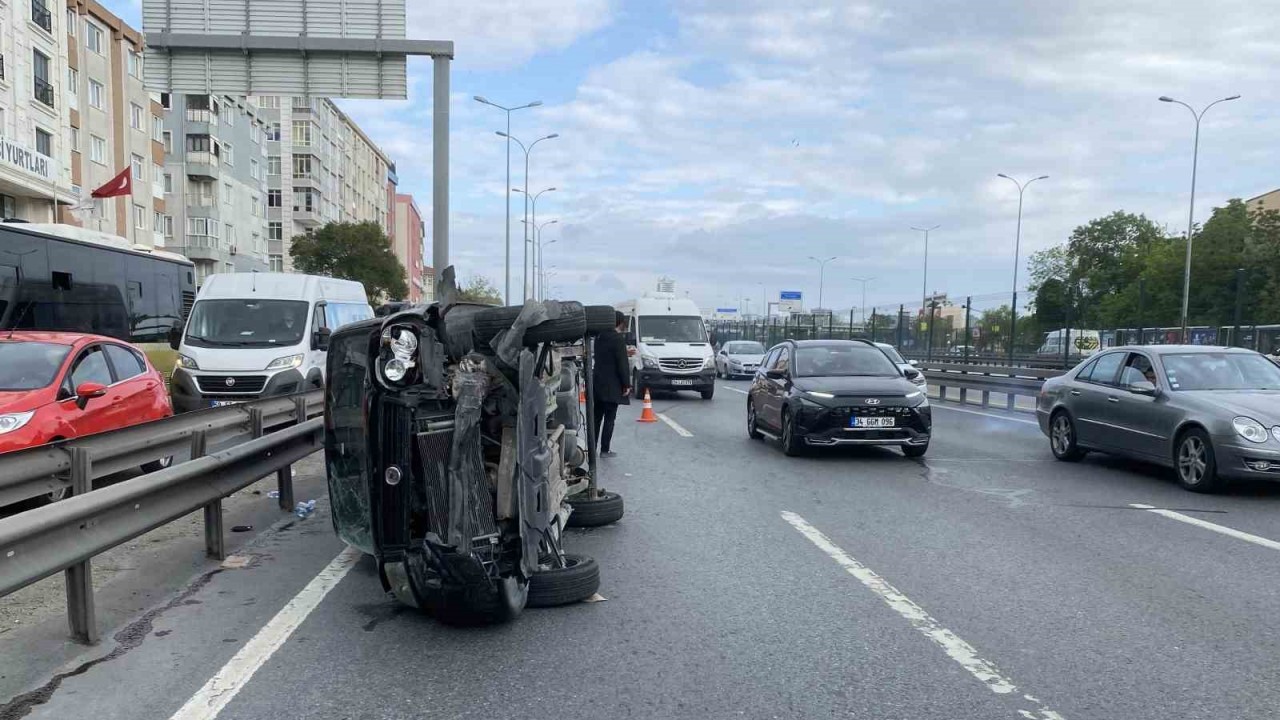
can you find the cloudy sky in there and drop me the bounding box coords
[112,0,1278,314]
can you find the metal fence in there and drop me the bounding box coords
[711,288,1280,370]
[0,391,323,644]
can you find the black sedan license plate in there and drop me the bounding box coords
[851,416,895,428]
[671,379,695,386]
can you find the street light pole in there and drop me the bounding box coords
[850,276,875,325]
[911,225,940,310]
[515,188,556,299]
[1159,94,1240,342]
[474,97,541,305]
[997,173,1049,360]
[536,221,558,299]
[807,256,837,310]
[498,132,558,301]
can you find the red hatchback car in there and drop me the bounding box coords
[0,332,174,459]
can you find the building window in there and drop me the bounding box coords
[292,96,310,110]
[128,51,142,78]
[266,122,281,141]
[134,204,146,230]
[31,0,53,33]
[269,254,283,272]
[257,96,279,109]
[89,80,104,109]
[292,154,311,179]
[32,51,54,108]
[34,128,52,157]
[90,135,106,164]
[160,92,171,109]
[250,158,259,180]
[223,142,233,165]
[251,194,260,217]
[292,120,312,146]
[152,116,163,142]
[223,182,233,202]
[163,172,173,194]
[66,68,78,110]
[162,131,173,154]
[131,153,145,181]
[224,107,234,127]
[267,155,281,175]
[161,214,174,237]
[85,20,103,53]
[268,221,282,241]
[224,223,235,250]
[66,7,76,35]
[267,190,281,208]
[130,103,143,129]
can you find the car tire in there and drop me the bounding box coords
[747,400,763,439]
[527,554,600,608]
[632,371,645,400]
[902,442,929,458]
[1049,411,1087,462]
[142,456,173,474]
[566,490,624,527]
[584,305,616,335]
[781,408,804,456]
[472,301,588,346]
[701,385,715,400]
[1175,428,1222,493]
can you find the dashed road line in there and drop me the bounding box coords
[932,403,1040,427]
[722,385,749,395]
[781,511,1064,720]
[169,546,362,720]
[1130,504,1280,552]
[656,412,694,437]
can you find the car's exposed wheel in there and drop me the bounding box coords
[142,456,173,474]
[566,490,624,527]
[747,400,763,440]
[632,371,644,400]
[418,574,529,626]
[902,442,929,458]
[701,385,715,400]
[1175,428,1222,493]
[584,305,616,335]
[1049,411,1087,462]
[781,408,803,456]
[471,301,588,346]
[527,554,600,608]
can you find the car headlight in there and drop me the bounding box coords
[703,356,716,370]
[1274,426,1280,444]
[910,373,926,387]
[1233,417,1269,444]
[176,353,199,370]
[0,411,34,435]
[266,353,304,370]
[641,354,659,369]
[806,391,835,399]
[728,358,743,368]
[379,325,419,384]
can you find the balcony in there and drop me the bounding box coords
[31,0,52,33]
[291,172,320,189]
[186,151,220,179]
[33,76,54,109]
[292,205,321,227]
[181,234,223,261]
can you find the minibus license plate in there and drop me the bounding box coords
[671,379,695,386]
[851,416,895,428]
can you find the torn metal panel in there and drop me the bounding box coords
[324,319,379,555]
[447,355,498,550]
[516,349,552,577]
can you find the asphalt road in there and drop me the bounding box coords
[5,381,1280,719]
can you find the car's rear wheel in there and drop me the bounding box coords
[632,371,644,400]
[1175,428,1222,493]
[781,409,803,456]
[747,400,762,439]
[566,490,624,527]
[527,554,600,608]
[1049,411,1087,462]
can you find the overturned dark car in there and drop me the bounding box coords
[324,270,623,623]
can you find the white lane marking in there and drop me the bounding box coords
[656,412,694,437]
[1129,504,1280,552]
[722,385,749,395]
[933,403,1040,427]
[781,511,1064,720]
[170,547,362,720]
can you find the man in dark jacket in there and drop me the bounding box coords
[592,311,632,457]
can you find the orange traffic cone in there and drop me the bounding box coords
[637,389,658,423]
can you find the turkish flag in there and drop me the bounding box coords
[91,168,132,198]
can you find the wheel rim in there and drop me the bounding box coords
[1178,436,1207,485]
[1051,416,1072,455]
[748,403,756,433]
[783,413,792,446]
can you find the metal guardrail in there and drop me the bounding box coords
[0,391,323,644]
[920,363,1063,412]
[0,390,321,508]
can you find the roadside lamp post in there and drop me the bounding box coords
[808,256,837,310]
[996,174,1048,360]
[474,97,541,304]
[497,132,558,300]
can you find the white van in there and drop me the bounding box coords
[616,292,716,399]
[169,273,372,412]
[1037,328,1101,359]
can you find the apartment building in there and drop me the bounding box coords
[253,95,392,272]
[1248,189,1279,216]
[61,0,165,247]
[0,0,77,221]
[162,93,270,283]
[392,192,426,302]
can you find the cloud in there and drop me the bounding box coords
[407,0,614,71]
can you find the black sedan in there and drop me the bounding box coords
[747,339,932,457]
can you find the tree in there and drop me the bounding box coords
[289,222,408,304]
[457,276,503,305]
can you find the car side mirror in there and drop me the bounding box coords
[766,368,786,380]
[313,326,332,351]
[75,382,108,410]
[1128,380,1158,397]
[168,324,183,350]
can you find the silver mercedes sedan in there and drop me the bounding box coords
[1037,345,1280,492]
